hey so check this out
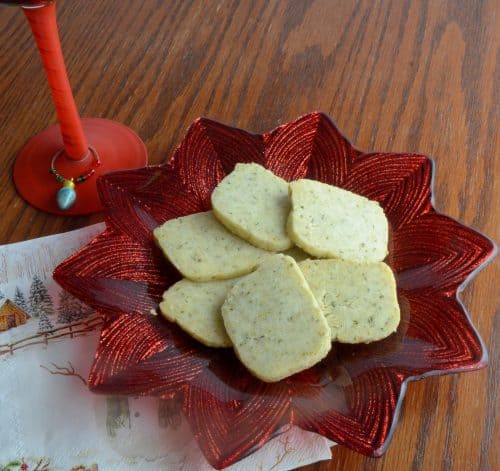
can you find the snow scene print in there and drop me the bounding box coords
[0,274,93,335]
[0,224,104,345]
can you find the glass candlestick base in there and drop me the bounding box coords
[13,118,148,215]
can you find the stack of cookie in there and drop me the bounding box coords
[154,163,400,382]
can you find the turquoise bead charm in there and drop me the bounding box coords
[50,147,101,211]
[56,179,77,210]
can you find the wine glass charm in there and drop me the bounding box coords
[50,146,100,210]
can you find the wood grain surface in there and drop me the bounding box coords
[0,1,498,469]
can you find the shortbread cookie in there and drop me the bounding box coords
[222,254,331,382]
[288,179,388,262]
[212,163,293,251]
[159,278,240,347]
[153,211,268,281]
[299,259,400,343]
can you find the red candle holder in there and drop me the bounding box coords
[5,1,148,215]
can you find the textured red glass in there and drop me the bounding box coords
[53,112,496,469]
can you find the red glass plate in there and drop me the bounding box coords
[54,112,496,469]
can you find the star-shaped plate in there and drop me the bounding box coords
[54,112,496,469]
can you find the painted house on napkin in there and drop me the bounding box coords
[0,299,30,332]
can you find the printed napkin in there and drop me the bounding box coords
[0,224,334,471]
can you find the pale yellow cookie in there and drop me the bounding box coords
[222,254,331,382]
[288,179,388,262]
[153,211,269,281]
[212,163,293,251]
[159,278,240,347]
[299,259,400,343]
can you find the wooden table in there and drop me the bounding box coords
[0,1,497,469]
